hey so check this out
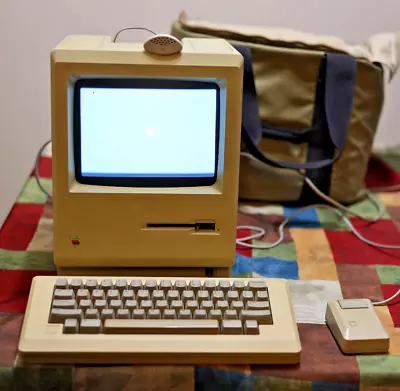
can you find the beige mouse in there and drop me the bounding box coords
[143,34,183,56]
[325,298,390,354]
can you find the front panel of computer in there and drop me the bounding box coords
[51,39,243,274]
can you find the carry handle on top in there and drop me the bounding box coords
[236,46,357,170]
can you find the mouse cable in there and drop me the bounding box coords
[236,196,400,306]
[113,27,157,43]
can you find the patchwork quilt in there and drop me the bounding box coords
[0,145,399,390]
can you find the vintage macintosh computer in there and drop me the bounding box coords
[50,34,244,278]
[17,33,306,366]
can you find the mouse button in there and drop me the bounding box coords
[338,299,370,310]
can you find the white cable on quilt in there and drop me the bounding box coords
[34,140,400,306]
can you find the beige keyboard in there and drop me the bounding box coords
[18,276,301,364]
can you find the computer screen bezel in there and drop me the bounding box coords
[73,78,221,187]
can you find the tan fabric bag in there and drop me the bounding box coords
[171,12,400,204]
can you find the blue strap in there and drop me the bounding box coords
[236,46,357,170]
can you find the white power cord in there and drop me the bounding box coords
[34,139,52,199]
[34,140,399,306]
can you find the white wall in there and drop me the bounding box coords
[0,0,399,226]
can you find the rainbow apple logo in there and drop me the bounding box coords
[71,236,80,246]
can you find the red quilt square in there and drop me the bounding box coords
[0,203,44,251]
[236,228,253,257]
[30,156,52,178]
[325,218,400,265]
[381,284,400,327]
[0,269,56,313]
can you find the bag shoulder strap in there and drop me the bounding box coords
[236,46,357,170]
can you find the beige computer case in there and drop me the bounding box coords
[51,35,243,277]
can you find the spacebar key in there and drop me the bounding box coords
[104,319,220,334]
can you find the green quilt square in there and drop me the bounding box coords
[253,241,297,261]
[358,355,400,386]
[376,265,400,285]
[0,249,55,271]
[17,177,52,204]
[316,193,389,231]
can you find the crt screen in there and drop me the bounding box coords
[79,87,218,178]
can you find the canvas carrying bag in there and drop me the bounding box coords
[171,13,400,204]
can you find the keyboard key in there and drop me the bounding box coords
[63,318,79,334]
[92,290,105,300]
[109,300,122,311]
[182,290,194,303]
[104,319,219,334]
[189,280,202,293]
[132,309,146,319]
[193,309,207,319]
[115,280,128,293]
[101,309,115,321]
[232,280,245,295]
[76,289,90,302]
[94,300,107,311]
[209,309,223,324]
[185,300,198,313]
[230,301,244,311]
[140,300,153,312]
[166,290,180,303]
[55,279,68,289]
[200,300,214,312]
[163,309,177,319]
[170,300,183,312]
[152,290,165,301]
[106,289,120,301]
[197,291,209,303]
[148,309,161,319]
[159,280,172,293]
[70,279,83,292]
[224,310,238,320]
[137,290,149,303]
[174,280,186,293]
[130,279,142,293]
[212,291,224,304]
[79,300,92,311]
[227,291,239,303]
[53,299,76,309]
[100,279,113,292]
[246,301,270,310]
[241,291,254,303]
[54,289,74,300]
[86,309,99,319]
[222,320,243,335]
[125,300,138,311]
[85,279,98,291]
[121,290,134,303]
[215,301,229,313]
[80,319,102,334]
[218,280,231,294]
[145,280,157,294]
[244,320,259,335]
[248,280,267,293]
[240,310,272,325]
[49,309,82,323]
[203,280,216,293]
[178,309,192,319]
[155,300,168,312]
[116,309,130,319]
[255,291,269,301]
